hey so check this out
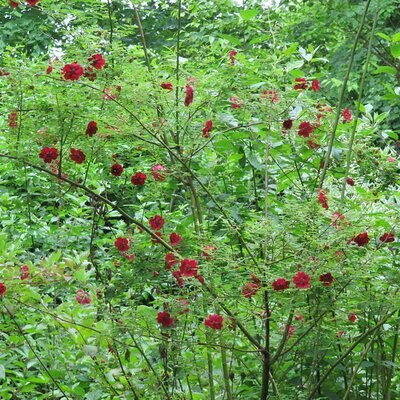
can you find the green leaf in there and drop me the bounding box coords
[82,345,98,357]
[218,34,241,46]
[246,152,263,170]
[283,43,297,56]
[373,66,397,75]
[249,35,270,45]
[86,390,103,400]
[238,146,246,168]
[0,364,5,380]
[239,9,258,21]
[360,360,375,368]
[390,43,400,58]
[286,60,304,72]
[375,112,389,124]
[392,32,400,43]
[376,32,391,41]
[213,139,235,153]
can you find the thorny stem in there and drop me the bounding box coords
[175,0,182,147]
[319,0,371,188]
[106,0,114,67]
[260,290,271,400]
[340,2,379,203]
[132,2,151,72]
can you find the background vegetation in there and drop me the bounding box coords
[0,0,399,399]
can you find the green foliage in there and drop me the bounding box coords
[0,0,399,399]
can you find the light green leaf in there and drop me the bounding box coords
[376,32,391,41]
[375,112,389,124]
[373,66,397,75]
[392,32,400,43]
[390,43,400,58]
[239,9,258,21]
[218,34,241,46]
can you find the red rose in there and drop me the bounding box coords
[8,112,18,128]
[311,80,320,92]
[346,177,355,186]
[229,49,237,65]
[195,274,205,284]
[184,85,194,107]
[205,314,223,330]
[319,273,334,286]
[149,215,165,230]
[179,258,198,277]
[331,211,345,229]
[0,282,7,297]
[294,77,307,90]
[348,312,357,323]
[202,120,213,138]
[272,278,290,291]
[111,163,124,176]
[70,148,85,164]
[342,108,352,122]
[165,253,178,270]
[230,95,242,109]
[83,67,97,82]
[157,311,174,327]
[88,54,106,70]
[282,119,293,130]
[350,232,369,247]
[202,245,217,260]
[102,87,119,101]
[131,172,147,186]
[46,65,53,74]
[20,265,30,280]
[39,147,58,163]
[160,82,173,91]
[151,164,167,181]
[298,122,314,138]
[242,282,260,298]
[251,273,261,284]
[380,232,395,243]
[169,232,183,246]
[307,140,320,149]
[10,1,19,8]
[262,90,279,103]
[114,237,130,252]
[172,270,182,280]
[85,121,98,137]
[318,189,329,210]
[76,290,91,305]
[281,324,295,339]
[293,271,311,289]
[26,0,39,5]
[176,298,189,314]
[62,63,84,81]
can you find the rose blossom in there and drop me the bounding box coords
[205,314,223,330]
